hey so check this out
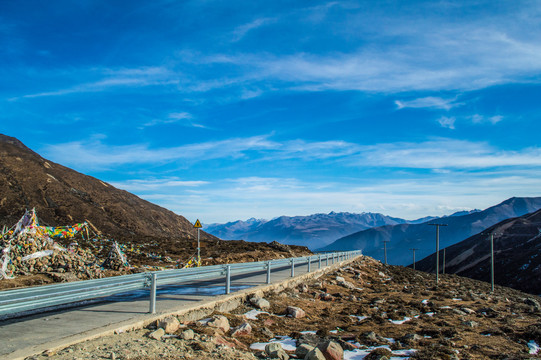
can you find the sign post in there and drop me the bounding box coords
[194,219,202,266]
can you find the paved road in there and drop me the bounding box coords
[0,257,356,360]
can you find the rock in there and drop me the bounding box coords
[364,347,393,360]
[250,296,271,310]
[452,309,467,316]
[400,333,423,344]
[231,322,252,337]
[525,298,541,311]
[265,343,289,359]
[337,339,359,351]
[148,328,165,340]
[336,276,345,282]
[180,329,195,340]
[214,335,247,349]
[296,343,315,358]
[207,315,230,333]
[261,327,274,339]
[265,342,283,355]
[318,293,334,301]
[298,283,309,293]
[461,307,475,314]
[462,320,478,328]
[158,316,181,334]
[286,306,306,318]
[192,340,215,351]
[317,340,343,360]
[305,347,327,360]
[298,332,320,347]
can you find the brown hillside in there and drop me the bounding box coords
[0,134,213,243]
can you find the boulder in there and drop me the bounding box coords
[317,340,343,360]
[180,329,195,341]
[158,316,181,334]
[305,347,327,360]
[250,296,271,310]
[364,347,393,360]
[148,328,165,341]
[207,315,230,332]
[265,342,283,355]
[286,306,306,318]
[296,343,315,358]
[265,343,289,359]
[230,322,252,337]
[214,335,247,349]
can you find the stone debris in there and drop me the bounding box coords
[158,316,181,334]
[250,296,270,310]
[286,306,306,318]
[231,322,252,337]
[148,328,165,341]
[207,315,231,333]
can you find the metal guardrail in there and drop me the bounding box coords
[0,250,362,317]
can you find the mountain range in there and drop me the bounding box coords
[205,209,486,249]
[205,212,415,248]
[415,207,541,294]
[319,197,541,266]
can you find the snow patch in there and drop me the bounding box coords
[243,309,269,320]
[528,340,540,355]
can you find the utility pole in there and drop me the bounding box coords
[409,248,419,270]
[481,231,501,292]
[383,240,389,265]
[429,223,447,284]
[443,248,446,275]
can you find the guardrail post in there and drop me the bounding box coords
[149,273,157,314]
[266,261,271,284]
[319,255,322,269]
[291,259,295,277]
[225,265,231,294]
[326,253,329,266]
[307,257,311,272]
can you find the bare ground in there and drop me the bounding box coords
[25,256,541,360]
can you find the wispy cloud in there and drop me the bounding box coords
[231,17,276,42]
[109,177,208,192]
[140,112,206,128]
[42,136,541,173]
[395,97,463,111]
[437,116,456,129]
[11,66,179,100]
[471,114,504,124]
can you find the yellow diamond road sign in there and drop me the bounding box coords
[193,219,202,228]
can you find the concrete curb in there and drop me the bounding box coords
[6,256,361,360]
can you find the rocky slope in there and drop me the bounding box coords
[0,134,215,243]
[30,256,541,360]
[320,197,541,266]
[415,208,541,295]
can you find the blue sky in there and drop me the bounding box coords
[2,0,541,223]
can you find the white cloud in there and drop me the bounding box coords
[12,66,179,100]
[126,171,541,223]
[231,17,276,42]
[395,97,462,111]
[109,178,208,192]
[437,116,456,129]
[43,136,541,174]
[470,114,504,125]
